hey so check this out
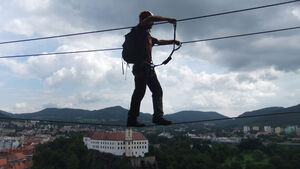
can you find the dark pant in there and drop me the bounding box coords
[128,64,164,121]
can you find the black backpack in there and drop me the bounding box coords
[122,28,144,64]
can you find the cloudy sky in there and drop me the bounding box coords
[0,0,300,117]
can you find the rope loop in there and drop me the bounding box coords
[152,24,181,68]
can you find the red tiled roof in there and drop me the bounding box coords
[7,152,25,161]
[257,131,267,135]
[86,130,147,141]
[0,149,10,153]
[23,145,35,151]
[0,145,34,155]
[15,152,25,160]
[24,138,42,144]
[0,158,8,167]
[9,160,33,169]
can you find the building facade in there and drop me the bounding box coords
[285,126,296,134]
[264,126,272,134]
[243,126,250,134]
[0,137,20,150]
[275,127,282,135]
[252,126,259,131]
[83,129,148,157]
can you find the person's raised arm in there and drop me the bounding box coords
[156,40,181,46]
[140,15,176,26]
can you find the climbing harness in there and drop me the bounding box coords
[152,23,182,68]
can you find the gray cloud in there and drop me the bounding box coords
[236,74,257,83]
[5,0,299,73]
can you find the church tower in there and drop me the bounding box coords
[125,128,133,157]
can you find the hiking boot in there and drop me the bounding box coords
[127,120,145,127]
[152,117,172,125]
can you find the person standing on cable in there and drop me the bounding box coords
[127,11,180,127]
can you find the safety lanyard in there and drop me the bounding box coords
[152,23,181,67]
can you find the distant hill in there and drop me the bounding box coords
[0,112,7,118]
[165,110,227,122]
[14,106,154,125]
[12,106,227,126]
[15,106,130,125]
[7,103,300,127]
[0,110,12,118]
[225,104,300,127]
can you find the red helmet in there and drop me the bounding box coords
[139,11,153,23]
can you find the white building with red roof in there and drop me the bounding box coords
[83,129,148,157]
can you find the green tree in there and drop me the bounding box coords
[252,150,265,161]
[238,138,263,151]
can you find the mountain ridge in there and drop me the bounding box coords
[229,104,300,127]
[0,110,12,118]
[1,104,299,126]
